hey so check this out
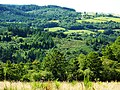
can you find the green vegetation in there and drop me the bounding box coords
[98,29,104,33]
[45,27,65,32]
[0,4,120,83]
[64,30,95,34]
[76,19,106,23]
[77,17,120,23]
[48,20,59,23]
[94,17,120,22]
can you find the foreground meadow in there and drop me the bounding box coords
[0,81,120,90]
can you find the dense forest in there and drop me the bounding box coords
[0,4,120,82]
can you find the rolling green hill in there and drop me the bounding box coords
[1,4,120,82]
[0,4,120,31]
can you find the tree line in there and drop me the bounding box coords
[0,26,120,81]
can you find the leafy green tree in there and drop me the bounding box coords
[111,37,120,62]
[87,52,103,80]
[67,57,84,81]
[101,57,119,81]
[0,62,4,80]
[43,49,68,81]
[102,45,116,60]
[12,50,27,63]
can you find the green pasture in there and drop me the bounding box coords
[44,27,66,32]
[76,17,120,23]
[98,29,105,33]
[94,17,120,22]
[48,20,59,23]
[64,30,95,34]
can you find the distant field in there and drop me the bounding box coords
[94,17,120,22]
[98,29,105,33]
[64,30,95,34]
[113,29,120,32]
[76,19,106,23]
[76,17,120,23]
[44,27,94,34]
[59,40,84,48]
[48,20,59,23]
[44,27,118,34]
[44,27,66,32]
[1,81,120,90]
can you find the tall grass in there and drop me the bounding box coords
[1,81,120,90]
[83,69,93,90]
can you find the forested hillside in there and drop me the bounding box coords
[0,4,120,82]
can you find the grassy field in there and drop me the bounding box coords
[1,81,120,90]
[113,29,120,32]
[44,27,95,35]
[64,30,95,34]
[76,19,106,23]
[76,17,120,23]
[44,27,66,32]
[94,17,120,22]
[48,20,59,23]
[98,29,105,33]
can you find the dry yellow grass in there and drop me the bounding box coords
[0,81,120,90]
[93,81,120,90]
